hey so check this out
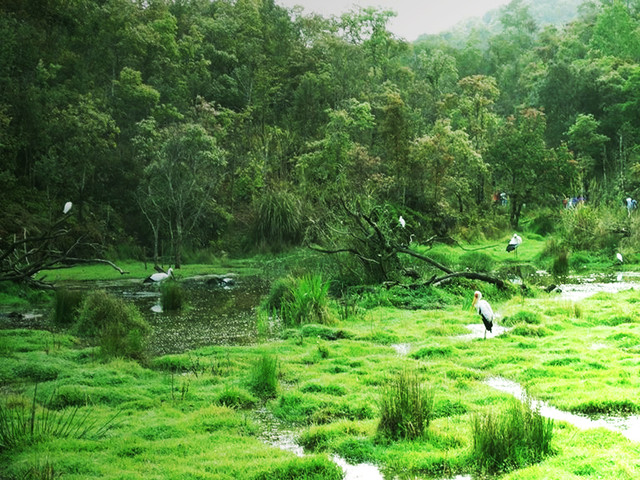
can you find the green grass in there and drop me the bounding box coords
[4,239,640,479]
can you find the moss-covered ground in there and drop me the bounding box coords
[2,234,640,479]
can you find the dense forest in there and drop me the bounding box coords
[3,0,640,274]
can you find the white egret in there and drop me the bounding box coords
[616,253,623,264]
[399,216,406,228]
[143,267,174,283]
[63,201,72,214]
[472,291,494,339]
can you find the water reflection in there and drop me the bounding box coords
[486,376,640,442]
[131,275,269,356]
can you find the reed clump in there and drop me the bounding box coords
[262,274,333,327]
[248,354,278,399]
[161,281,184,311]
[471,396,554,474]
[377,369,434,440]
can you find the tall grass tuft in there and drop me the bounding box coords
[282,274,332,326]
[248,354,278,399]
[262,275,333,327]
[0,384,118,452]
[471,397,554,474]
[552,250,569,277]
[52,288,84,328]
[377,369,434,440]
[252,185,304,250]
[75,290,151,361]
[161,281,184,311]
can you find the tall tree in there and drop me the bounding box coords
[488,108,551,228]
[142,122,226,267]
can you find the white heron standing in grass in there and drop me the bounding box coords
[616,252,623,264]
[472,291,494,339]
[143,267,174,283]
[506,233,522,256]
[399,215,406,228]
[63,201,72,214]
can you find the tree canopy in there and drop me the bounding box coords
[2,0,639,269]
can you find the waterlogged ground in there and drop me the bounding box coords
[3,269,640,479]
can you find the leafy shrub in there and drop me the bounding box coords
[529,208,559,236]
[377,369,434,440]
[471,397,554,474]
[52,288,85,327]
[160,281,184,311]
[75,290,151,361]
[248,354,278,399]
[458,252,494,273]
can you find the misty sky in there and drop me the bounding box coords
[276,0,511,41]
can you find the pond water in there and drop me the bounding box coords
[551,271,640,302]
[0,274,270,356]
[100,274,269,356]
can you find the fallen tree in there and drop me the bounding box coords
[309,199,506,289]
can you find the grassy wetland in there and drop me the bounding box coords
[2,234,640,479]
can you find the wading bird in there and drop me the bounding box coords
[399,215,406,228]
[617,252,623,264]
[143,267,174,283]
[506,233,522,255]
[472,290,494,339]
[63,201,72,214]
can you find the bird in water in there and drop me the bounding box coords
[506,233,522,255]
[472,290,494,339]
[143,267,174,283]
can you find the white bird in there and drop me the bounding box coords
[472,290,494,339]
[399,216,406,228]
[143,267,174,283]
[506,233,522,254]
[616,253,623,264]
[63,201,73,214]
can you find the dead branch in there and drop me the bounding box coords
[1,209,128,287]
[427,272,506,288]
